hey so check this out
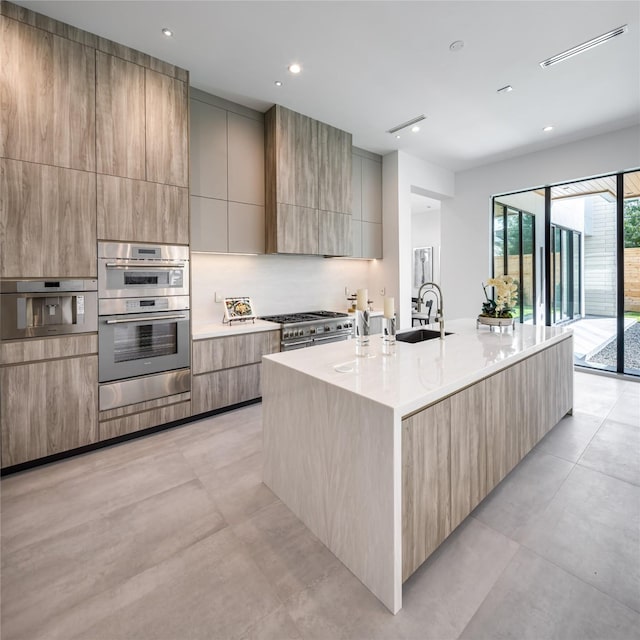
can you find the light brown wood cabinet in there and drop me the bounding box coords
[95,51,146,180]
[318,123,352,215]
[0,158,97,278]
[97,174,188,244]
[192,330,280,414]
[145,69,189,188]
[1,16,95,172]
[449,381,487,530]
[96,55,188,189]
[1,346,98,467]
[265,104,352,256]
[401,337,573,581]
[99,397,191,440]
[402,399,451,581]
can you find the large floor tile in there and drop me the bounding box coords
[175,406,263,475]
[233,500,342,602]
[605,385,640,426]
[459,547,640,640]
[285,518,519,640]
[472,449,574,542]
[522,464,640,613]
[573,373,623,417]
[58,528,282,640]
[1,446,197,554]
[1,479,226,640]
[534,410,603,463]
[579,418,640,485]
[196,450,279,525]
[236,606,303,640]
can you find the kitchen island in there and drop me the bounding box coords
[262,319,573,614]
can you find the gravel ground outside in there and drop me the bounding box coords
[587,321,640,371]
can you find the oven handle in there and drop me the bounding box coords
[313,333,350,343]
[282,339,312,348]
[105,314,187,324]
[105,262,186,269]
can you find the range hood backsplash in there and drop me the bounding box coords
[191,253,371,325]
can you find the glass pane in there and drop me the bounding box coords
[522,213,535,323]
[573,232,581,318]
[552,177,617,371]
[623,170,640,376]
[493,202,504,277]
[553,226,562,323]
[114,322,178,363]
[506,209,520,278]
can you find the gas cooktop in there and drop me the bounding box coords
[259,311,349,325]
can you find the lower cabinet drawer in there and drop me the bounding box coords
[192,363,261,414]
[99,400,191,440]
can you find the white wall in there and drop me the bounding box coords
[443,124,640,320]
[375,151,455,327]
[191,253,371,326]
[411,211,441,296]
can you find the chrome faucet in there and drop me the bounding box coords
[417,282,445,339]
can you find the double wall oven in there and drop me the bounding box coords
[98,242,190,411]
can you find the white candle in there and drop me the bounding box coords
[384,297,395,318]
[356,288,368,311]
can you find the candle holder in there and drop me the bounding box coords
[382,315,396,356]
[355,309,370,357]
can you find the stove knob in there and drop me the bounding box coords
[310,328,316,334]
[337,324,342,330]
[325,325,330,331]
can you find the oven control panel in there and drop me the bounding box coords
[283,320,352,340]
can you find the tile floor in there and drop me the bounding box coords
[1,371,638,640]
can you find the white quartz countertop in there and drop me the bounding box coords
[263,318,573,416]
[192,319,281,340]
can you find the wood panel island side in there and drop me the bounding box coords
[262,319,573,614]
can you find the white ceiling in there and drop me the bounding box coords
[14,0,640,172]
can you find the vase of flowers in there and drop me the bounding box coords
[478,275,518,330]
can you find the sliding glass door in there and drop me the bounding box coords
[493,202,536,324]
[494,169,639,376]
[550,225,581,325]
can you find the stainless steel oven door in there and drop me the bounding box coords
[311,333,351,346]
[98,310,190,383]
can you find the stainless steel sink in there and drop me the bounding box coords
[396,329,452,343]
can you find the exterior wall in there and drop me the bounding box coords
[584,197,617,316]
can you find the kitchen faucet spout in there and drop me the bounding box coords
[417,282,445,339]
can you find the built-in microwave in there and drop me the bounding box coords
[98,241,189,299]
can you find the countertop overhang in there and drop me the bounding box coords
[263,318,573,416]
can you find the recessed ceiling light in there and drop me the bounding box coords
[274,81,283,87]
[449,40,464,52]
[288,63,302,74]
[497,85,513,94]
[161,27,173,37]
[387,114,426,135]
[395,135,401,139]
[540,25,627,68]
[543,125,554,132]
[411,125,420,133]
